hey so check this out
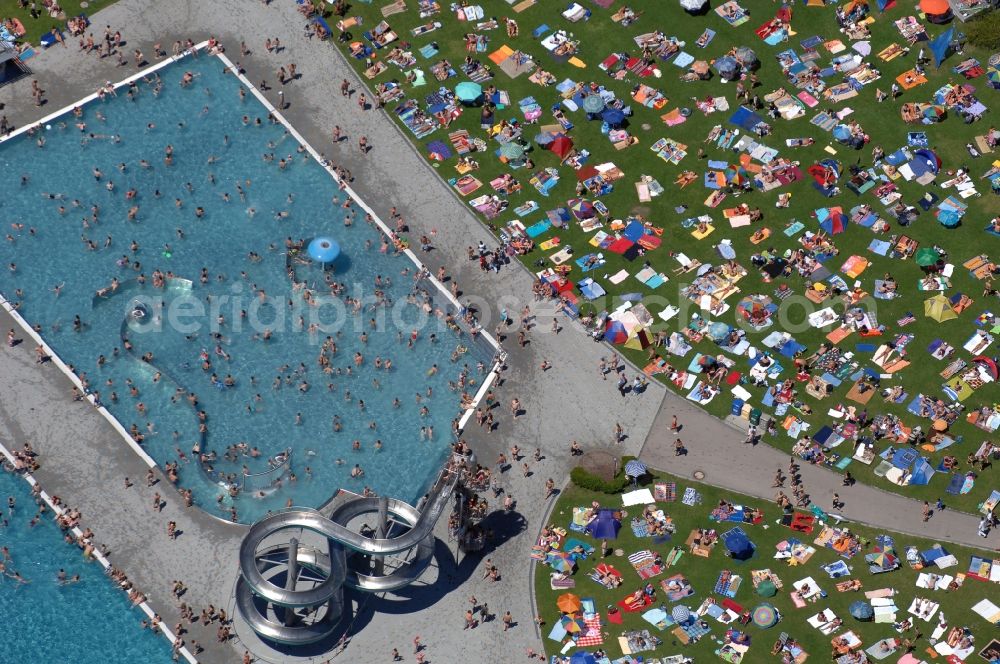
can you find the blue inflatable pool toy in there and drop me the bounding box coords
[308,237,341,264]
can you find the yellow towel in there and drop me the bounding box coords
[568,56,586,68]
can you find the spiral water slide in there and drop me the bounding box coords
[235,461,463,645]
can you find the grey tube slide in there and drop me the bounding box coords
[239,466,459,607]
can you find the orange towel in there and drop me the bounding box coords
[488,45,514,65]
[895,69,928,90]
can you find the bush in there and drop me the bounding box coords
[570,455,636,494]
[966,12,1000,52]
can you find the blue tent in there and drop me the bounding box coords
[891,446,918,470]
[715,56,739,80]
[930,26,955,68]
[910,457,936,485]
[585,509,622,540]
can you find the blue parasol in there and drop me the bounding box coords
[308,237,341,264]
[602,108,626,127]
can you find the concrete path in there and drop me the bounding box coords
[639,395,996,549]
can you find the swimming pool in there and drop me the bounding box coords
[0,53,493,522]
[0,469,175,664]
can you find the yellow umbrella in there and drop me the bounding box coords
[556,592,582,614]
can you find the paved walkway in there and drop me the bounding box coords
[639,396,996,549]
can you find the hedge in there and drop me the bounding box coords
[569,455,636,494]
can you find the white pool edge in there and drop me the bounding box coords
[0,440,199,664]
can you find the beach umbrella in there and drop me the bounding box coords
[308,237,341,264]
[499,142,525,160]
[582,94,606,114]
[672,605,691,624]
[832,124,852,143]
[849,601,874,621]
[714,56,739,80]
[708,322,732,343]
[987,68,1000,90]
[454,81,483,103]
[734,46,758,68]
[535,132,555,146]
[752,604,778,628]
[624,460,647,477]
[756,580,777,597]
[923,105,946,121]
[938,209,961,228]
[547,552,576,573]
[569,653,597,664]
[915,247,941,267]
[560,614,587,633]
[692,60,711,76]
[570,198,596,220]
[602,108,626,127]
[556,592,582,614]
[680,0,709,11]
[924,293,958,322]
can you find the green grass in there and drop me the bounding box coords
[0,0,118,45]
[533,475,996,661]
[322,0,998,512]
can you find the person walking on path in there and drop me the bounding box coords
[744,425,757,444]
[613,422,624,444]
[922,501,931,522]
[502,611,514,631]
[670,414,680,432]
[773,469,785,487]
[464,609,476,629]
[617,373,628,397]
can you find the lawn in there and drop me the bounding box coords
[0,0,117,45]
[317,0,998,512]
[532,475,1000,662]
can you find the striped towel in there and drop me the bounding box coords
[664,482,677,502]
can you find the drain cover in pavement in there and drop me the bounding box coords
[693,470,705,480]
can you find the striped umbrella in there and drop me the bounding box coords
[624,460,647,477]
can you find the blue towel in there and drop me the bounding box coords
[533,24,550,38]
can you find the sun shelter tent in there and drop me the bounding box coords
[836,0,869,26]
[925,293,958,322]
[819,208,849,235]
[723,527,756,560]
[909,457,936,485]
[585,508,622,539]
[605,319,628,344]
[920,0,953,23]
[624,329,653,350]
[549,135,575,162]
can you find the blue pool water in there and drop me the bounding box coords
[0,470,174,664]
[0,56,491,522]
